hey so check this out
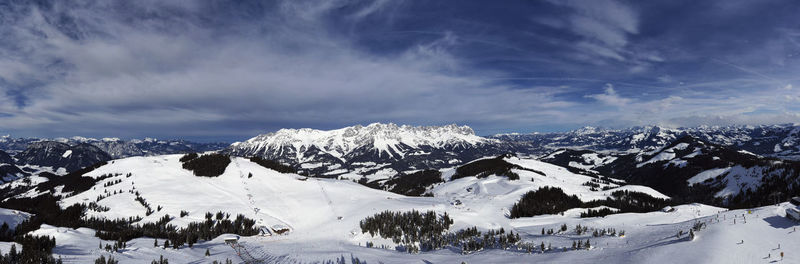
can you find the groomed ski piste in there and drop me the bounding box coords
[1,154,798,263]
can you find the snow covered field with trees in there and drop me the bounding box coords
[0,154,795,263]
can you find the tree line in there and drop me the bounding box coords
[510,187,670,218]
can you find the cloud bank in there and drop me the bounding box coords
[0,0,798,140]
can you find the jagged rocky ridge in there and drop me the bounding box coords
[226,123,510,176]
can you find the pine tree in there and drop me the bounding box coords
[205,248,210,257]
[689,229,695,240]
[163,240,170,249]
[154,239,158,247]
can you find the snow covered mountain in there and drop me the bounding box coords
[0,150,26,182]
[226,123,510,176]
[0,135,227,159]
[14,141,112,173]
[541,135,800,208]
[495,124,800,160]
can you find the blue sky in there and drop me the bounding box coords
[0,0,799,141]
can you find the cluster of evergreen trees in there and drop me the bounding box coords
[580,208,615,218]
[359,210,453,250]
[181,153,231,177]
[0,235,61,263]
[591,227,620,237]
[0,223,13,242]
[384,170,443,196]
[133,191,155,216]
[94,255,119,264]
[88,202,110,212]
[151,255,169,264]
[590,190,671,213]
[103,178,123,187]
[451,155,527,181]
[92,211,258,249]
[455,227,521,254]
[510,186,583,218]
[249,157,299,174]
[571,239,592,250]
[510,187,670,218]
[581,178,617,191]
[99,239,127,253]
[0,193,258,254]
[0,195,86,235]
[359,210,529,254]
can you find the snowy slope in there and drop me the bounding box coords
[38,177,800,264]
[6,153,793,263]
[64,156,389,236]
[0,208,31,229]
[430,156,668,225]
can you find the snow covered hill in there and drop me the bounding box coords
[3,153,797,263]
[47,154,667,238]
[226,123,509,177]
[541,135,800,208]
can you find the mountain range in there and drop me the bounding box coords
[0,123,799,263]
[494,124,800,160]
[0,136,227,158]
[225,123,509,178]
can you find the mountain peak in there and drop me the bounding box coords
[227,123,494,169]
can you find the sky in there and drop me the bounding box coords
[0,0,799,141]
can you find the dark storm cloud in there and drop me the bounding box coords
[0,0,798,140]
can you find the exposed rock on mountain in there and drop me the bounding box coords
[226,123,510,176]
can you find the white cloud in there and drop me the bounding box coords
[585,84,631,107]
[546,0,639,62]
[0,0,582,138]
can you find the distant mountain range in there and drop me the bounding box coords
[0,136,228,180]
[2,123,799,207]
[493,124,800,160]
[224,123,800,178]
[0,136,228,158]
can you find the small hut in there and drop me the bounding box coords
[786,208,800,221]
